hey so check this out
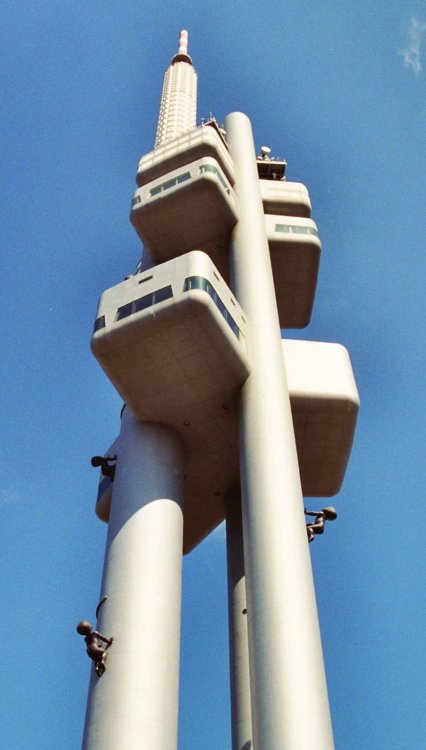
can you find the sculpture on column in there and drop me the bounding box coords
[304,507,337,543]
[76,620,114,677]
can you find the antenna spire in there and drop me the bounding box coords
[172,29,192,64]
[178,29,188,56]
[155,30,197,147]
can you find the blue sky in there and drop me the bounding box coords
[1,3,425,748]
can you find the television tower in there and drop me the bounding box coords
[79,30,359,750]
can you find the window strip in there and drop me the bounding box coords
[115,286,173,321]
[183,276,241,340]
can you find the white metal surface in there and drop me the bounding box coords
[225,111,335,749]
[226,497,253,750]
[82,411,184,750]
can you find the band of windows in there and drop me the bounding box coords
[94,277,241,341]
[148,171,191,198]
[141,164,231,201]
[115,286,173,321]
[274,223,319,237]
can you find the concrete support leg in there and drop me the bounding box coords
[225,111,334,750]
[82,409,184,750]
[226,496,253,750]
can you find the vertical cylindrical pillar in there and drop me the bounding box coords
[82,409,185,750]
[226,496,253,750]
[224,112,334,750]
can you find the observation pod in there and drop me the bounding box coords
[265,214,321,328]
[130,157,238,266]
[91,251,250,418]
[137,121,234,188]
[260,178,312,217]
[283,339,359,496]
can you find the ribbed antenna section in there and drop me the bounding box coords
[178,29,188,57]
[155,30,197,147]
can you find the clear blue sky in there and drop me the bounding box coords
[1,3,425,748]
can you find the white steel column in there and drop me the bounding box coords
[224,112,334,750]
[226,496,253,750]
[82,409,184,750]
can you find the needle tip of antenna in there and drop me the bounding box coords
[178,29,188,55]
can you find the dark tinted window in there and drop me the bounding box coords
[153,286,173,304]
[184,276,205,291]
[116,302,133,321]
[163,178,176,190]
[93,315,106,332]
[176,172,191,184]
[134,295,154,313]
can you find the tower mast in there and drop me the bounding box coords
[155,29,197,147]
